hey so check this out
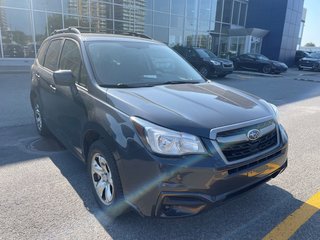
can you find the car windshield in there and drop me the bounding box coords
[195,49,217,58]
[256,54,269,60]
[309,52,320,59]
[86,41,205,87]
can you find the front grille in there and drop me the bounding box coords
[300,61,315,67]
[228,150,282,175]
[223,64,233,68]
[216,120,278,162]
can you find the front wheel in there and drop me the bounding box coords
[88,140,127,218]
[262,65,272,74]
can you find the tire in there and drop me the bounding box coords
[217,74,227,78]
[87,140,127,218]
[199,66,209,78]
[33,100,50,137]
[233,63,240,70]
[262,65,272,74]
[298,66,303,71]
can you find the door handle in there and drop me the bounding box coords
[49,84,56,92]
[35,73,40,78]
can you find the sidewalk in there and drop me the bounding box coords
[0,59,33,73]
[0,65,31,73]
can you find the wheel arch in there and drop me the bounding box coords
[30,89,38,109]
[82,122,117,162]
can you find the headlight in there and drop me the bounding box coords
[210,60,221,66]
[269,103,280,122]
[131,117,206,156]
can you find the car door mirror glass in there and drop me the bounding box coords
[53,70,74,86]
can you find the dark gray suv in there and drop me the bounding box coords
[30,28,288,218]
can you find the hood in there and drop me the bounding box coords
[215,58,233,64]
[301,57,320,62]
[106,83,273,139]
[204,57,233,64]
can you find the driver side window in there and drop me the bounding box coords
[60,39,88,87]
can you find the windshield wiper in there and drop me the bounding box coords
[99,83,154,88]
[155,80,203,86]
[99,80,203,88]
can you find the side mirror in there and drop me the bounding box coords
[53,70,74,86]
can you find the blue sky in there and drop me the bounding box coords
[301,0,320,46]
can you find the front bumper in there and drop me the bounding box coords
[209,64,234,76]
[299,62,320,71]
[117,124,288,218]
[272,66,288,73]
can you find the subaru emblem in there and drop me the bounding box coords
[247,129,261,141]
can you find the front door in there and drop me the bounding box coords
[54,39,89,154]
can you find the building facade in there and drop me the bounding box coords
[0,0,304,65]
[246,0,304,65]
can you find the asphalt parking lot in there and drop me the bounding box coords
[0,69,319,239]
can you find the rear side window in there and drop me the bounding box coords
[59,39,87,87]
[44,40,63,71]
[37,41,49,66]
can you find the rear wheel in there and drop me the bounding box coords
[262,65,272,74]
[298,66,303,71]
[33,101,50,137]
[88,140,127,218]
[199,66,209,78]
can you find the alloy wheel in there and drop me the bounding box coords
[34,104,42,131]
[91,153,114,205]
[263,65,271,74]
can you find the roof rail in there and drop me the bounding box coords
[50,26,152,40]
[114,31,152,39]
[50,27,81,36]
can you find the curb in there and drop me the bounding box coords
[0,70,30,74]
[294,78,320,83]
[233,71,282,77]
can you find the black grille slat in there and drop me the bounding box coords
[217,120,278,162]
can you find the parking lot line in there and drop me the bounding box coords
[263,191,320,240]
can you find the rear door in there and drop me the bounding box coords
[38,39,63,130]
[239,54,255,70]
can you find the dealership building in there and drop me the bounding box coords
[0,0,304,65]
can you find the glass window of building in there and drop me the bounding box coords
[170,15,184,29]
[0,8,34,58]
[171,0,185,16]
[33,12,63,46]
[232,1,240,25]
[153,26,169,44]
[0,0,31,9]
[222,0,232,23]
[169,28,183,47]
[239,2,247,26]
[154,0,169,13]
[63,0,89,16]
[215,0,223,22]
[154,12,169,27]
[92,2,113,19]
[33,0,62,12]
[186,0,198,19]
